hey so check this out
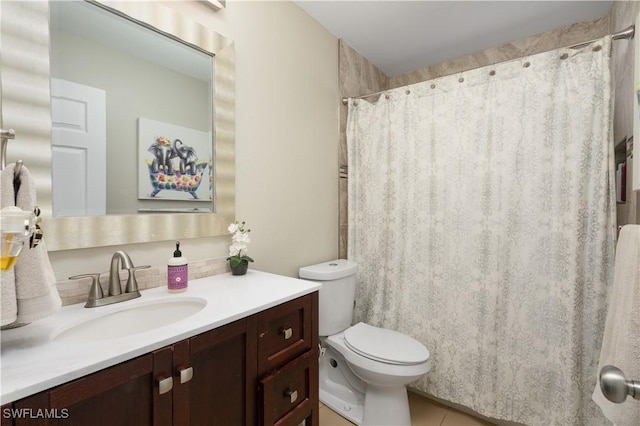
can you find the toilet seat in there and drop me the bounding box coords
[343,322,429,365]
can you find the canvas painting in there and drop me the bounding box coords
[138,117,212,201]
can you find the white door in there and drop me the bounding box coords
[51,78,106,217]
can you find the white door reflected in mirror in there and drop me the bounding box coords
[51,78,106,217]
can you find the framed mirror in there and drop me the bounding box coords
[1,0,234,250]
[50,1,216,216]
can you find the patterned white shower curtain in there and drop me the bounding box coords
[347,38,615,426]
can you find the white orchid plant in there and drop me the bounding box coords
[227,221,254,268]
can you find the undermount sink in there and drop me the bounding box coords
[52,298,207,343]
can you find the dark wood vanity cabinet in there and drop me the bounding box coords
[7,293,318,426]
[257,294,319,426]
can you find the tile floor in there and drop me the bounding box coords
[319,391,496,426]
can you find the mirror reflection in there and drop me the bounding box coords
[49,1,214,216]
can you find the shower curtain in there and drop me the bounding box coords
[347,38,615,426]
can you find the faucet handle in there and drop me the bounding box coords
[69,273,104,306]
[125,265,151,293]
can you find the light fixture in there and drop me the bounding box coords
[201,0,225,11]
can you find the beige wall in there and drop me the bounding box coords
[49,0,340,284]
[224,1,340,276]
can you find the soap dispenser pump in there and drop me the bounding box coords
[167,241,188,293]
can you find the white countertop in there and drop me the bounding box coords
[0,270,321,405]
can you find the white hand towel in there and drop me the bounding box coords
[592,224,640,426]
[1,166,18,326]
[2,164,62,325]
[12,164,61,324]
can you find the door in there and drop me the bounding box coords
[50,78,106,217]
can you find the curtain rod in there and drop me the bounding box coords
[341,24,635,106]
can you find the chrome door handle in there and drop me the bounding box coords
[158,376,173,395]
[179,366,193,384]
[599,365,640,403]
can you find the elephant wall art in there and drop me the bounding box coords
[138,118,212,201]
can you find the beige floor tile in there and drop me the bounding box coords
[409,391,448,426]
[319,392,495,426]
[441,409,495,426]
[319,404,355,426]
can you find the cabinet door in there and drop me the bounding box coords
[186,316,257,426]
[12,392,49,426]
[1,404,12,426]
[14,354,155,426]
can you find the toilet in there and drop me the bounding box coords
[299,259,431,426]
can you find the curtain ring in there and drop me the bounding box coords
[430,84,436,89]
[523,61,531,68]
[458,77,464,83]
[489,70,496,76]
[560,53,569,60]
[385,94,390,99]
[405,89,410,95]
[593,45,602,52]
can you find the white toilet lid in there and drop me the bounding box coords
[343,322,429,365]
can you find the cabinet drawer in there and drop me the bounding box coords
[260,350,313,426]
[257,295,312,375]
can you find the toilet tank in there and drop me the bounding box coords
[299,259,358,337]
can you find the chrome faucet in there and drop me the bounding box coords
[69,251,150,308]
[108,251,133,296]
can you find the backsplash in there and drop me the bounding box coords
[55,257,230,306]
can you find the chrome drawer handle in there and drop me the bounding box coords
[179,367,193,384]
[158,376,173,395]
[283,327,293,340]
[285,389,298,404]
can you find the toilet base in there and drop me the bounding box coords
[363,385,411,426]
[319,345,365,424]
[320,387,364,425]
[319,344,414,425]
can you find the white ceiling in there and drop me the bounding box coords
[293,1,613,77]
